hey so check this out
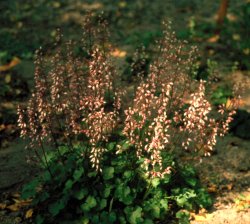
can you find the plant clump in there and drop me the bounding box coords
[18,15,240,224]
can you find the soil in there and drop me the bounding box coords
[191,135,250,224]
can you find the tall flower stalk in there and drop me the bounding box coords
[123,22,240,178]
[17,15,121,171]
[18,18,240,177]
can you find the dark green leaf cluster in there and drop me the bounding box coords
[22,141,212,224]
[211,85,232,106]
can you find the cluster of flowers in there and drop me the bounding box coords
[18,18,240,177]
[123,22,240,177]
[18,16,122,171]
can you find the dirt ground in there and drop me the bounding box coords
[190,135,250,224]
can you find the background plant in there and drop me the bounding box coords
[18,15,239,224]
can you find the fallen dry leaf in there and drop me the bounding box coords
[25,208,33,219]
[119,1,127,7]
[234,193,250,211]
[52,1,61,8]
[208,49,215,56]
[7,204,20,212]
[111,48,126,58]
[6,198,32,212]
[226,98,244,109]
[1,102,15,110]
[245,193,250,202]
[0,124,5,132]
[232,34,241,41]
[207,184,217,193]
[3,191,32,213]
[207,35,220,43]
[0,203,7,210]
[12,192,21,198]
[227,183,233,191]
[190,212,213,222]
[0,57,21,72]
[243,48,249,55]
[5,74,11,83]
[12,198,32,206]
[227,13,238,22]
[80,3,103,10]
[193,215,208,222]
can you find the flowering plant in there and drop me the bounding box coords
[18,16,239,223]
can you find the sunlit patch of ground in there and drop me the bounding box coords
[190,134,250,224]
[192,206,250,224]
[228,71,250,112]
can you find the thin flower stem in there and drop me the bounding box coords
[39,138,54,179]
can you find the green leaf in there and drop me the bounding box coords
[176,211,190,224]
[73,188,88,200]
[35,214,44,224]
[73,167,84,181]
[86,195,97,208]
[176,196,188,207]
[151,178,160,188]
[91,215,99,224]
[21,178,40,199]
[151,205,160,219]
[197,188,213,208]
[48,199,66,216]
[80,217,89,224]
[182,165,196,177]
[81,196,97,212]
[65,156,76,170]
[128,206,143,224]
[108,142,116,150]
[41,152,56,166]
[109,211,117,223]
[118,216,127,224]
[160,199,168,210]
[186,178,197,187]
[88,171,97,178]
[43,170,53,182]
[103,167,114,180]
[100,211,109,223]
[121,140,130,150]
[39,192,50,202]
[123,171,133,179]
[144,219,154,224]
[64,179,73,191]
[103,185,111,198]
[100,211,116,223]
[115,184,133,205]
[176,189,196,208]
[99,199,107,210]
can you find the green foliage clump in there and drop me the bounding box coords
[22,140,212,224]
[211,85,232,106]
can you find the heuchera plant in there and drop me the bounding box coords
[18,15,240,224]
